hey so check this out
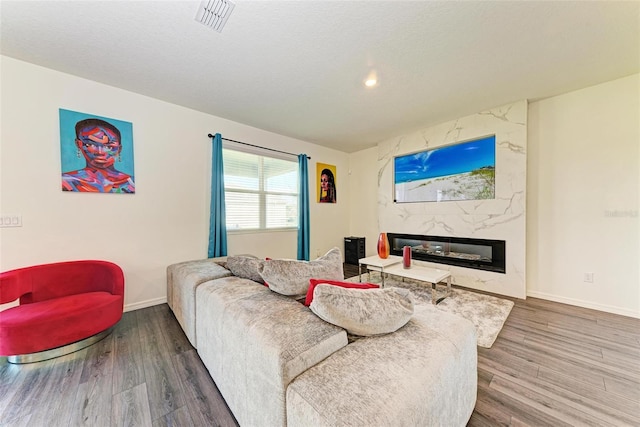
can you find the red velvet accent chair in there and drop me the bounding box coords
[0,260,124,361]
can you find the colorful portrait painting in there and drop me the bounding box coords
[317,163,337,203]
[59,109,135,193]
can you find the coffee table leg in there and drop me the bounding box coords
[432,276,452,305]
[358,263,362,282]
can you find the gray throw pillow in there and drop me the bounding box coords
[310,285,414,336]
[226,255,265,284]
[257,247,343,296]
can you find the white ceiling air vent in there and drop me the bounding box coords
[195,0,236,33]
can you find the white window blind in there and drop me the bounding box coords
[223,147,298,231]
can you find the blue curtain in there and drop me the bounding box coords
[208,133,228,258]
[297,154,310,261]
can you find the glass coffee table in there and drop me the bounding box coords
[384,263,452,305]
[357,255,403,287]
[358,255,452,304]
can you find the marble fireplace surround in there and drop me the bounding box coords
[378,100,527,299]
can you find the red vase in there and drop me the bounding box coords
[377,232,390,259]
[403,246,411,269]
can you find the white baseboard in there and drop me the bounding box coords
[124,297,167,312]
[526,291,640,319]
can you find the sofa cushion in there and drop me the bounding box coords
[226,255,265,284]
[257,247,343,297]
[286,304,478,427]
[304,279,379,306]
[166,258,232,347]
[310,285,414,336]
[195,276,348,427]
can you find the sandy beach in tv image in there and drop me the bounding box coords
[394,136,496,203]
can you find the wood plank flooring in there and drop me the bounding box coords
[471,296,640,427]
[1,265,638,426]
[0,304,238,427]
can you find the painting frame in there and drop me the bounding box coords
[393,135,496,203]
[59,108,135,194]
[317,162,337,203]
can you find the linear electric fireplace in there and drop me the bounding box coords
[387,233,506,273]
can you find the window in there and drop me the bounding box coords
[223,147,298,231]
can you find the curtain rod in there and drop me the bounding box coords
[207,134,311,159]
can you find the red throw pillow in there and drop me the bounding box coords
[263,258,271,286]
[304,279,379,306]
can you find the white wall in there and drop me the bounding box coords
[3,56,636,317]
[347,146,379,257]
[349,75,639,317]
[528,74,639,318]
[0,56,350,311]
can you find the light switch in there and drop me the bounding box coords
[0,214,22,228]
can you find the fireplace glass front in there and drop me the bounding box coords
[387,233,506,273]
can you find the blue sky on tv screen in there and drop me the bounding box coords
[394,135,495,184]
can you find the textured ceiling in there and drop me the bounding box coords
[1,0,638,153]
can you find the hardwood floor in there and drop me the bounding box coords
[1,266,638,426]
[0,303,239,427]
[471,297,640,426]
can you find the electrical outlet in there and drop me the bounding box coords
[583,272,594,283]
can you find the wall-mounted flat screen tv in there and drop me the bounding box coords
[394,135,495,203]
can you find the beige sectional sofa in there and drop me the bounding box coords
[167,252,477,427]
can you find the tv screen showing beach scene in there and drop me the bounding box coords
[394,135,495,203]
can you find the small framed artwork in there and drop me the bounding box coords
[59,108,135,193]
[317,163,337,203]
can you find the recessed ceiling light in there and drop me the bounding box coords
[364,70,378,88]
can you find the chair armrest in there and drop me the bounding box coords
[0,269,33,304]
